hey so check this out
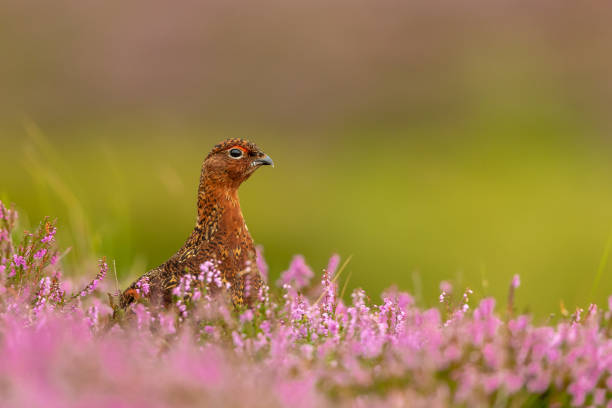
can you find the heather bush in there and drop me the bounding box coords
[1,200,611,408]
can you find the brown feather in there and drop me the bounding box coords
[119,139,271,309]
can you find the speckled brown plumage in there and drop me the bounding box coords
[119,138,273,309]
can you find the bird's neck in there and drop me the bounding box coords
[195,181,245,239]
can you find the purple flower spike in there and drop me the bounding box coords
[279,255,314,289]
[511,274,520,289]
[12,255,26,269]
[326,254,340,278]
[255,246,269,283]
[440,280,453,293]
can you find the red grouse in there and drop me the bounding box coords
[120,139,273,308]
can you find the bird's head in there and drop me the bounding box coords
[202,138,274,189]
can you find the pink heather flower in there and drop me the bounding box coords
[240,309,254,323]
[443,344,461,362]
[573,308,583,323]
[483,375,500,394]
[503,372,524,393]
[177,302,187,318]
[260,320,271,335]
[173,273,198,304]
[475,298,496,318]
[301,344,314,359]
[568,378,590,406]
[320,269,336,315]
[257,283,270,303]
[482,343,500,369]
[527,369,551,393]
[159,314,176,334]
[439,291,447,303]
[508,315,529,334]
[244,274,251,299]
[0,229,8,241]
[0,265,5,276]
[397,292,414,309]
[79,259,108,297]
[511,274,520,289]
[232,331,244,350]
[33,277,56,317]
[200,261,224,288]
[34,249,47,260]
[12,254,26,268]
[594,388,606,406]
[0,202,7,220]
[276,377,319,408]
[86,304,99,329]
[440,281,453,294]
[279,255,314,289]
[326,254,340,277]
[462,288,473,302]
[587,303,597,317]
[255,246,269,283]
[135,276,150,296]
[133,304,151,330]
[41,227,56,243]
[39,277,52,297]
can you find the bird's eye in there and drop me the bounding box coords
[229,148,243,159]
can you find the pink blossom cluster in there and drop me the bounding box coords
[1,201,612,408]
[77,258,108,298]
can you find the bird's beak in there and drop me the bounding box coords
[253,154,274,168]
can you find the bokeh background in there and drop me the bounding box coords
[2,0,612,315]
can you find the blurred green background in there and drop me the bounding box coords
[2,1,612,315]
